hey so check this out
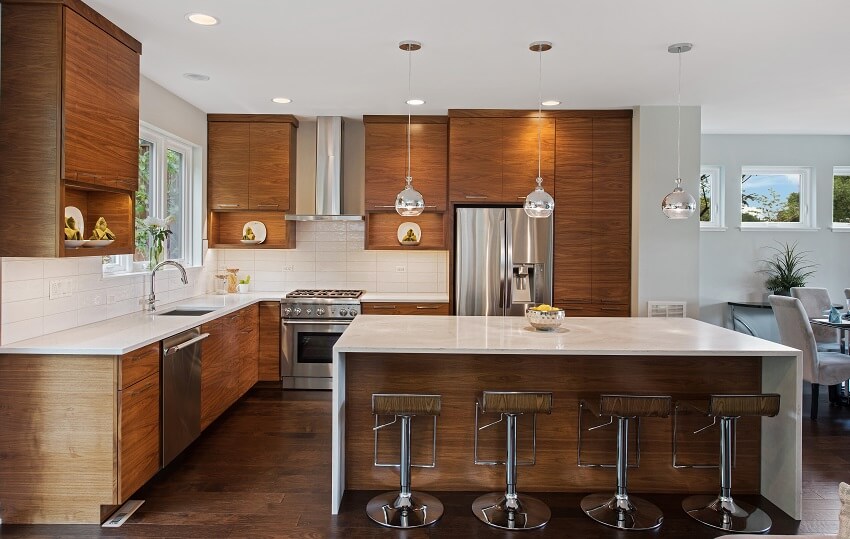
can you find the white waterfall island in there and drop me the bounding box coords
[332,315,802,518]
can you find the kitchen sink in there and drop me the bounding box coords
[155,308,218,316]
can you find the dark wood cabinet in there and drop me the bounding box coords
[364,116,448,211]
[207,115,298,211]
[238,304,259,396]
[361,302,450,315]
[258,301,281,382]
[553,114,632,315]
[0,0,141,258]
[448,114,554,203]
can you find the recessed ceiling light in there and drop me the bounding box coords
[183,73,210,81]
[406,99,425,106]
[271,97,292,104]
[541,100,561,106]
[186,13,219,26]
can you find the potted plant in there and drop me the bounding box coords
[759,241,817,296]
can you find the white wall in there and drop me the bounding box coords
[700,135,850,327]
[633,106,702,318]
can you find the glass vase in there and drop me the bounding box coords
[148,238,164,270]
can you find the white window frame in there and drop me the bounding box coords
[699,165,725,230]
[103,123,200,274]
[739,166,816,230]
[831,166,850,231]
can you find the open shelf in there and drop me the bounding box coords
[60,181,134,257]
[365,211,447,250]
[208,211,296,249]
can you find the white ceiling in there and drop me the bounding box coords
[86,0,850,134]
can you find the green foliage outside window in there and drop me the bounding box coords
[834,175,850,223]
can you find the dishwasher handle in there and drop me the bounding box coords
[163,332,210,356]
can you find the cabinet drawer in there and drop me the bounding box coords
[120,342,160,389]
[361,302,449,315]
[556,303,630,317]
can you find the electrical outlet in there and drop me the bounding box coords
[283,264,294,272]
[48,278,74,300]
[395,265,406,273]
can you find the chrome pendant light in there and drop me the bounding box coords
[524,41,555,219]
[395,40,425,217]
[661,43,697,219]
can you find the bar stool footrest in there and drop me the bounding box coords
[366,491,444,528]
[682,494,772,533]
[472,492,551,530]
[581,493,664,530]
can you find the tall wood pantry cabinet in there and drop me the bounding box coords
[0,0,141,258]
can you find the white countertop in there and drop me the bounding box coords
[334,315,799,356]
[0,291,449,356]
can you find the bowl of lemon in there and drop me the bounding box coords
[526,304,565,331]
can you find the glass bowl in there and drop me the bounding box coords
[526,307,565,331]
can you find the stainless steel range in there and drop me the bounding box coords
[281,289,363,390]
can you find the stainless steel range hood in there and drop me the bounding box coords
[286,116,362,221]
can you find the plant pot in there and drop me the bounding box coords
[237,283,251,294]
[770,289,791,297]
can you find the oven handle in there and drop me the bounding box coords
[281,319,353,326]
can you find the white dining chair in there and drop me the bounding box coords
[790,287,841,352]
[770,295,850,420]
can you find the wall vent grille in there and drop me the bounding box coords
[647,301,686,318]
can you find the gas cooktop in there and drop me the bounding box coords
[285,289,364,299]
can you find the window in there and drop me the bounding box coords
[699,165,724,230]
[832,167,850,229]
[104,123,198,273]
[740,166,814,229]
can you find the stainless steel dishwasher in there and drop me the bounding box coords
[161,327,208,466]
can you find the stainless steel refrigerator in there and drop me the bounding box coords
[455,207,553,316]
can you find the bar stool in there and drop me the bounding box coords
[471,390,553,530]
[366,393,443,529]
[682,393,780,534]
[581,394,672,530]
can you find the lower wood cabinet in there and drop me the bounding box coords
[361,302,449,315]
[557,303,630,317]
[119,371,159,501]
[238,304,259,395]
[258,301,281,381]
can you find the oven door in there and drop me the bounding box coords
[281,319,349,388]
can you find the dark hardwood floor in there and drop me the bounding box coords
[1,384,846,538]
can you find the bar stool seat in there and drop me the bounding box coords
[472,390,553,530]
[683,394,780,534]
[366,393,442,529]
[581,394,672,531]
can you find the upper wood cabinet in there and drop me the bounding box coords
[448,112,554,203]
[0,0,141,258]
[552,113,633,315]
[207,115,298,211]
[364,116,448,211]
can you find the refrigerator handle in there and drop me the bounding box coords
[504,210,512,314]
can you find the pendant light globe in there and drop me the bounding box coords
[661,42,697,220]
[395,40,425,217]
[524,41,554,219]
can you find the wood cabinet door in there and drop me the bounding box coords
[553,118,593,305]
[208,122,250,210]
[63,9,109,183]
[365,122,448,211]
[258,302,281,381]
[200,317,228,430]
[119,372,160,501]
[361,302,449,315]
[238,304,259,395]
[502,117,555,202]
[591,117,632,305]
[104,36,140,189]
[449,118,502,202]
[249,123,293,210]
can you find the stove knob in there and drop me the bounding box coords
[316,308,325,316]
[339,308,348,316]
[293,307,302,316]
[283,307,292,316]
[349,307,358,316]
[306,308,312,316]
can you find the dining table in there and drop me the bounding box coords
[810,317,850,354]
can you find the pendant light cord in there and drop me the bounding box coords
[537,46,542,182]
[676,48,682,182]
[406,45,412,182]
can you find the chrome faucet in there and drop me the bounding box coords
[148,260,189,312]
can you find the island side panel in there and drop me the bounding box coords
[345,353,762,494]
[332,349,346,514]
[0,355,118,524]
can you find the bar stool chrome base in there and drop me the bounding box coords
[472,492,551,530]
[581,493,664,530]
[366,491,444,529]
[682,494,772,534]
